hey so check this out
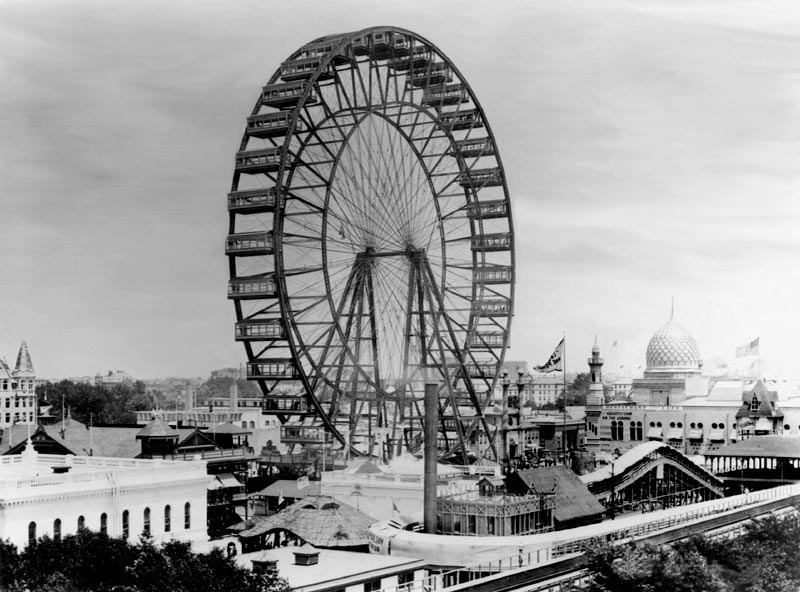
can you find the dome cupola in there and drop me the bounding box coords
[645,308,700,372]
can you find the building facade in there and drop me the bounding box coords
[586,314,800,457]
[0,443,209,549]
[0,341,37,429]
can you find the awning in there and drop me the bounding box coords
[646,427,663,440]
[709,429,725,442]
[688,429,703,440]
[667,428,683,440]
[216,473,243,489]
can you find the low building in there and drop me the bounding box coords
[506,466,605,530]
[233,495,376,553]
[436,475,555,536]
[0,442,209,549]
[237,544,425,592]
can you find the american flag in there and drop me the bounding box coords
[735,337,760,358]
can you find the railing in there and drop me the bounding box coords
[371,483,800,592]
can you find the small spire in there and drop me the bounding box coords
[13,340,34,376]
[670,296,675,320]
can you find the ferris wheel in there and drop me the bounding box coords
[226,26,514,462]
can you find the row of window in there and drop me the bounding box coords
[1,380,35,390]
[2,396,35,407]
[610,421,643,441]
[3,412,34,424]
[27,503,191,545]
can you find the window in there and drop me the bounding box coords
[78,515,85,530]
[164,505,171,532]
[184,502,191,529]
[100,513,107,535]
[364,578,383,592]
[241,421,247,428]
[122,510,130,539]
[398,571,415,588]
[28,521,36,545]
[143,507,151,535]
[636,421,643,440]
[629,421,636,441]
[53,518,61,542]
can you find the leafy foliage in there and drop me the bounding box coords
[37,380,157,425]
[196,377,259,405]
[1,530,290,592]
[585,513,800,592]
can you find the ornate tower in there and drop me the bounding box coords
[10,341,37,427]
[586,337,604,407]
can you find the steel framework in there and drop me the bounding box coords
[227,27,514,461]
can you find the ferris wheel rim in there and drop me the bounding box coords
[228,26,515,460]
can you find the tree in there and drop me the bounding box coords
[585,513,800,592]
[585,539,726,592]
[36,381,156,425]
[2,530,291,592]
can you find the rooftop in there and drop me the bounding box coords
[236,545,423,591]
[236,495,376,548]
[705,436,800,459]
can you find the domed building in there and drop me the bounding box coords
[629,311,709,406]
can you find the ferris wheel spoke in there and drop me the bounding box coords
[230,28,513,460]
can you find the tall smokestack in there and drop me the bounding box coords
[424,382,438,534]
[230,380,238,412]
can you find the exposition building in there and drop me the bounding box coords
[0,441,210,549]
[586,312,800,458]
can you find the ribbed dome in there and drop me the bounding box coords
[645,316,700,371]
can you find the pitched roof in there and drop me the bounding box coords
[13,341,35,376]
[513,466,605,525]
[354,460,382,474]
[255,479,321,498]
[0,358,13,380]
[1,420,141,458]
[237,495,375,548]
[136,415,179,439]
[705,436,800,459]
[209,421,252,435]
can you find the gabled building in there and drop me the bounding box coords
[0,341,37,428]
[735,379,783,437]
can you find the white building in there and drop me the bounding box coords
[0,341,37,429]
[0,442,210,549]
[528,376,563,406]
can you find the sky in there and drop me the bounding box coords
[1,0,799,379]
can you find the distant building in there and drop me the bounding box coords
[629,311,708,406]
[0,341,37,429]
[211,366,246,381]
[237,545,425,592]
[95,369,134,387]
[0,442,209,549]
[586,311,800,457]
